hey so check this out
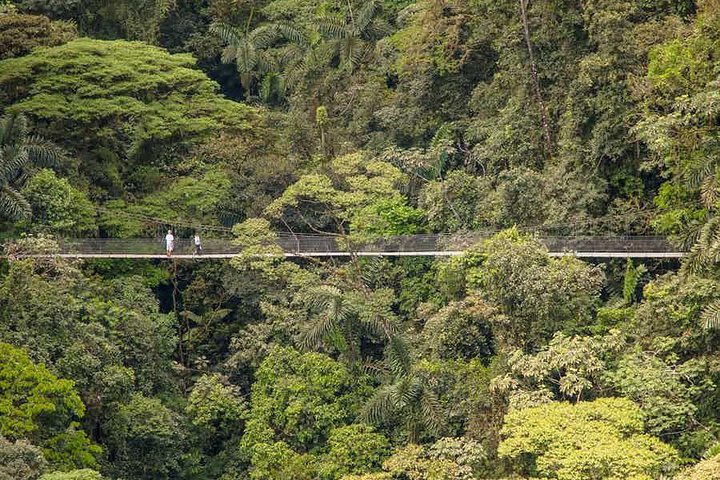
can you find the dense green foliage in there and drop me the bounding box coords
[5,0,720,478]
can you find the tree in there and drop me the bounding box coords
[0,342,84,439]
[241,347,369,479]
[517,0,552,155]
[0,38,266,197]
[676,454,720,480]
[264,151,414,237]
[603,351,710,439]
[102,395,185,480]
[316,0,389,72]
[15,0,174,43]
[185,374,246,444]
[319,424,390,479]
[491,331,619,408]
[300,284,397,364]
[420,295,495,362]
[0,436,47,480]
[498,398,680,479]
[211,20,305,99]
[362,337,445,443]
[630,272,720,358]
[39,470,103,480]
[0,113,62,220]
[465,229,605,351]
[0,9,76,59]
[21,169,96,235]
[341,437,486,480]
[0,343,100,470]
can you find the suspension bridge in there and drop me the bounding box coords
[6,234,685,259]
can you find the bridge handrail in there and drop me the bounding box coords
[37,235,681,256]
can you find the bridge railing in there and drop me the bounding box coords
[48,235,680,256]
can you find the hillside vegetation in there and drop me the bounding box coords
[3,0,720,479]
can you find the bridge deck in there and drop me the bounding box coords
[7,235,685,259]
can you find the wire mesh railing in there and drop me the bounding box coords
[33,234,683,257]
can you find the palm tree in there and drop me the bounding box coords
[0,113,62,221]
[681,216,720,329]
[300,284,396,363]
[315,0,389,72]
[211,16,306,100]
[677,153,720,329]
[362,336,444,443]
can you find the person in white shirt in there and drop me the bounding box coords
[193,233,202,256]
[165,230,174,257]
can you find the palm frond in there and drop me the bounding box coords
[209,22,243,47]
[683,242,709,275]
[301,312,338,349]
[362,384,397,425]
[235,42,259,74]
[250,24,282,50]
[386,335,412,380]
[365,17,392,40]
[701,173,720,208]
[684,216,720,274]
[306,284,343,311]
[277,43,307,68]
[275,23,309,47]
[431,122,454,150]
[355,0,379,35]
[221,44,239,64]
[25,135,63,167]
[685,158,716,190]
[301,285,354,349]
[362,358,388,377]
[316,17,348,39]
[348,41,369,70]
[0,145,29,182]
[0,185,31,221]
[420,390,444,436]
[701,300,720,329]
[678,221,704,251]
[0,113,28,146]
[259,73,277,102]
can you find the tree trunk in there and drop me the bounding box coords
[519,0,553,157]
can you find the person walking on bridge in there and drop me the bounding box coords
[193,233,203,256]
[165,230,175,257]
